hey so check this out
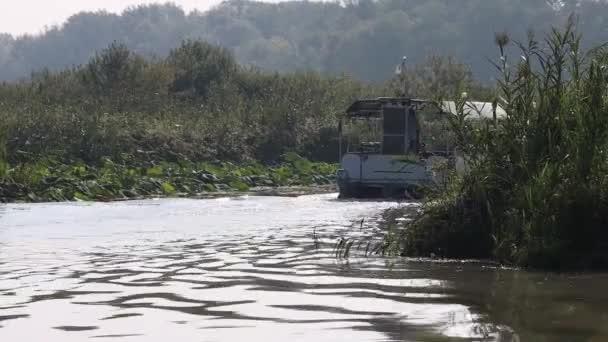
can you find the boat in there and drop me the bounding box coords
[336,97,504,199]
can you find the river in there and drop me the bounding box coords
[1,194,607,341]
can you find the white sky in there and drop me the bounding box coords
[0,0,309,36]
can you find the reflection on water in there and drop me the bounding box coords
[0,194,607,341]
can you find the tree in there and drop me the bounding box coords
[83,41,142,94]
[167,40,237,98]
[1,1,608,82]
[390,55,487,99]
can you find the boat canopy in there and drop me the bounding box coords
[345,98,432,117]
[345,97,506,120]
[440,101,507,119]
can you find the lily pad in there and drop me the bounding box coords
[146,166,164,177]
[228,180,250,191]
[161,182,176,194]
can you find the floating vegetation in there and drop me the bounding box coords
[0,153,336,203]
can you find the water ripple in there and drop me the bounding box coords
[1,195,607,341]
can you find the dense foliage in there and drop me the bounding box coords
[0,39,376,202]
[1,0,608,81]
[395,23,608,270]
[0,40,380,164]
[0,29,486,203]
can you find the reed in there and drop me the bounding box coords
[395,20,608,270]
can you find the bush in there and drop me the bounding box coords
[396,21,608,270]
[0,39,381,166]
[0,117,7,178]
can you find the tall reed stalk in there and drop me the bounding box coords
[398,20,608,270]
[0,114,8,179]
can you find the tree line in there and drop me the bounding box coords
[1,0,607,82]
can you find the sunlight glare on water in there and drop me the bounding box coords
[1,194,608,341]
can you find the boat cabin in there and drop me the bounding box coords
[338,98,437,198]
[343,97,425,156]
[337,97,505,198]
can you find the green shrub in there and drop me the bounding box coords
[396,21,608,270]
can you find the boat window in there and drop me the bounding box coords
[382,107,407,155]
[344,117,381,153]
[383,136,405,155]
[408,108,419,153]
[383,108,406,135]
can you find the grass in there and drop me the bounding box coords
[389,21,608,270]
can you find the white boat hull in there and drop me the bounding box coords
[337,153,439,198]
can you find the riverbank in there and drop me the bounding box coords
[111,185,338,202]
[0,153,337,203]
[383,26,608,271]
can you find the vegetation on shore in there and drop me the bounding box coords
[388,22,608,270]
[0,40,379,164]
[0,29,486,203]
[0,39,370,203]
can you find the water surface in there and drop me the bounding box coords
[1,194,607,341]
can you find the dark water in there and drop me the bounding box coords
[1,194,607,341]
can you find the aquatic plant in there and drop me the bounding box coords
[0,153,337,203]
[393,20,608,270]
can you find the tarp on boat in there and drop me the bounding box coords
[345,98,507,120]
[441,101,507,120]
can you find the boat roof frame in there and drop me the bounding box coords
[345,97,506,120]
[345,97,439,118]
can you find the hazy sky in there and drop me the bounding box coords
[0,0,304,36]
